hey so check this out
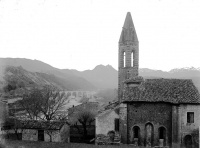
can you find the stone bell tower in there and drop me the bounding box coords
[118,12,139,102]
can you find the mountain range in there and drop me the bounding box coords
[0,58,200,92]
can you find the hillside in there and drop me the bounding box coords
[0,58,95,91]
[63,64,118,89]
[1,66,95,92]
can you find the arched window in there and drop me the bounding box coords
[67,92,71,97]
[78,91,82,97]
[123,52,126,67]
[131,51,134,67]
[72,92,76,97]
[145,123,154,147]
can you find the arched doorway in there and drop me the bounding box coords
[145,123,154,147]
[158,126,166,146]
[184,135,193,148]
[132,126,140,146]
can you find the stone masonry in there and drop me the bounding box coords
[118,12,139,102]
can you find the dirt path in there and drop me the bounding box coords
[2,140,137,148]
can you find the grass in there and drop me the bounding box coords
[2,140,137,148]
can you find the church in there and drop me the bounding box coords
[118,12,200,148]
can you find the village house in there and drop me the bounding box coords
[94,101,121,145]
[2,120,70,143]
[95,101,119,136]
[118,12,200,148]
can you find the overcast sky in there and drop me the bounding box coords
[0,0,200,71]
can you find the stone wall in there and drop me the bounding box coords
[119,103,128,143]
[126,102,172,147]
[22,129,38,141]
[22,128,68,142]
[44,130,60,142]
[96,109,119,135]
[179,104,200,148]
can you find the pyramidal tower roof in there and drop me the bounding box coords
[119,12,138,44]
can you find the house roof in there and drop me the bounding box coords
[98,101,119,115]
[2,119,68,130]
[103,101,119,111]
[123,78,200,104]
[20,120,68,130]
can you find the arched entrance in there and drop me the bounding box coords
[145,123,154,147]
[158,126,166,146]
[132,126,140,146]
[184,135,193,148]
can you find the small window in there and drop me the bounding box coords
[187,112,194,123]
[115,118,119,131]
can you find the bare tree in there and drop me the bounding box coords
[16,88,42,120]
[39,85,69,121]
[70,110,96,141]
[16,85,70,121]
[2,85,70,142]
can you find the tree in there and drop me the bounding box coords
[77,111,95,138]
[3,66,26,94]
[6,85,70,142]
[17,85,70,121]
[70,109,96,142]
[15,88,42,120]
[39,85,69,121]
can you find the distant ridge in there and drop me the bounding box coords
[0,58,199,92]
[0,58,55,72]
[63,64,118,89]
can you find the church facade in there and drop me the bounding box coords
[118,12,200,148]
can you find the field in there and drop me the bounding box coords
[2,140,136,148]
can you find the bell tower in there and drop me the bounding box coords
[118,12,139,102]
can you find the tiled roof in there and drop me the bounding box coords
[20,120,67,130]
[2,119,68,130]
[123,78,200,104]
[98,101,119,114]
[104,101,119,111]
